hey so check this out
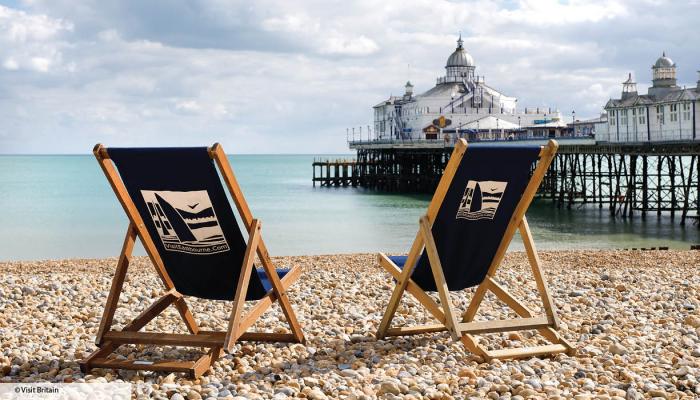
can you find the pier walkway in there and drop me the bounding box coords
[313,139,700,225]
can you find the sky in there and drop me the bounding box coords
[0,0,699,154]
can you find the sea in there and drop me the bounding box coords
[0,154,697,261]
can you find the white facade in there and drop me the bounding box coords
[603,54,700,143]
[373,36,565,141]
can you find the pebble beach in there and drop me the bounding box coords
[0,250,699,399]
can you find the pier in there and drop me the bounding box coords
[312,158,359,187]
[312,139,700,225]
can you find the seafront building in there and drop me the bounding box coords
[319,44,698,222]
[600,53,700,143]
[371,36,568,142]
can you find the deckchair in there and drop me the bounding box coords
[375,139,574,360]
[80,144,305,378]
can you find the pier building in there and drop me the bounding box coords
[372,35,567,143]
[602,53,700,143]
[314,45,699,226]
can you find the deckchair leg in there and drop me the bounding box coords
[95,223,137,345]
[376,231,426,339]
[224,219,261,352]
[458,217,574,358]
[519,217,559,328]
[257,229,305,344]
[420,216,460,340]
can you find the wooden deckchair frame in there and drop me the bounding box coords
[375,139,575,360]
[80,143,305,378]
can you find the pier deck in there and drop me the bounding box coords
[313,140,700,225]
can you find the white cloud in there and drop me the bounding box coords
[0,0,698,153]
[320,35,379,56]
[0,5,72,73]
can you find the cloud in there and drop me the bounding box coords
[0,0,698,153]
[0,5,72,73]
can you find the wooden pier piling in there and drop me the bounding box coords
[312,142,700,225]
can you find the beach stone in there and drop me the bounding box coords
[685,315,700,328]
[306,389,327,400]
[609,343,628,355]
[645,389,667,398]
[170,394,185,400]
[1,251,699,399]
[340,369,360,379]
[379,381,401,395]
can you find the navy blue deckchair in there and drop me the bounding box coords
[81,144,305,378]
[376,139,574,360]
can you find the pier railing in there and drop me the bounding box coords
[348,135,596,149]
[312,142,700,225]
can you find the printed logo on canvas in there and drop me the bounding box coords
[456,180,508,220]
[141,190,230,255]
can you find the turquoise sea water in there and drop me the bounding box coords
[0,155,697,261]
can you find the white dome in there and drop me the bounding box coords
[654,52,674,68]
[446,37,474,68]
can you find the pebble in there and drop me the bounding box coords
[609,343,628,355]
[0,251,696,400]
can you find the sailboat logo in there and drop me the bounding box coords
[456,180,508,220]
[141,190,230,255]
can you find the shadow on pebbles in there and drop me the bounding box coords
[0,250,699,399]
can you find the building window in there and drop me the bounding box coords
[656,105,664,124]
[620,109,628,125]
[669,104,678,122]
[682,103,692,120]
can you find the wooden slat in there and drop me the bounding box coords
[460,334,491,359]
[519,217,560,328]
[173,298,199,335]
[256,233,305,343]
[103,331,224,347]
[192,347,223,378]
[225,219,261,351]
[211,144,305,345]
[95,224,137,345]
[485,277,565,345]
[79,341,117,373]
[485,277,533,317]
[121,289,178,332]
[194,331,299,343]
[376,231,425,338]
[487,344,569,359]
[420,216,460,340]
[376,139,468,339]
[386,324,447,336]
[378,253,446,324]
[87,357,195,373]
[457,316,550,334]
[238,332,299,342]
[236,263,302,334]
